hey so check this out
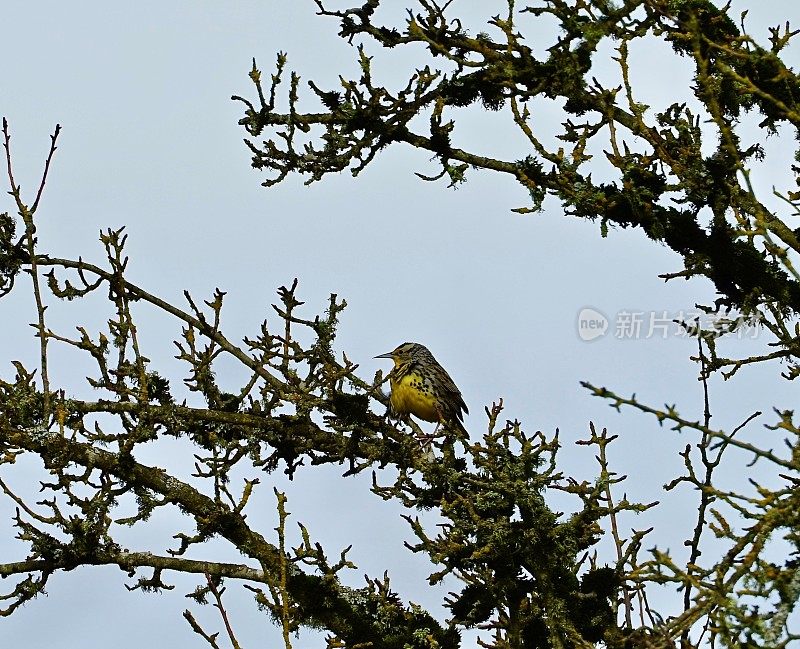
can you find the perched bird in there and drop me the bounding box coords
[375,342,469,439]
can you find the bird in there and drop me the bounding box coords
[375,342,469,439]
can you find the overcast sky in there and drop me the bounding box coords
[1,2,799,647]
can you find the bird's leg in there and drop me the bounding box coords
[415,421,440,447]
[382,404,404,426]
[385,407,419,441]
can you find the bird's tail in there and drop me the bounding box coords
[449,415,469,441]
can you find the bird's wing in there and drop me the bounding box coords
[436,364,469,417]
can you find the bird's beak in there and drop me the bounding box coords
[374,352,394,359]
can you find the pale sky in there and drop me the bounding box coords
[1,2,799,647]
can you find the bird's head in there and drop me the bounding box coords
[375,342,426,367]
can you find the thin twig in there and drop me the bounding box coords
[275,490,294,649]
[205,572,242,649]
[595,424,633,628]
[31,125,61,213]
[183,609,222,649]
[682,334,714,643]
[2,119,61,421]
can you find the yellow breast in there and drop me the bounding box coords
[390,372,439,422]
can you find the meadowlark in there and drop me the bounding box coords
[375,342,469,439]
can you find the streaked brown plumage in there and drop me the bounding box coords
[375,342,468,438]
